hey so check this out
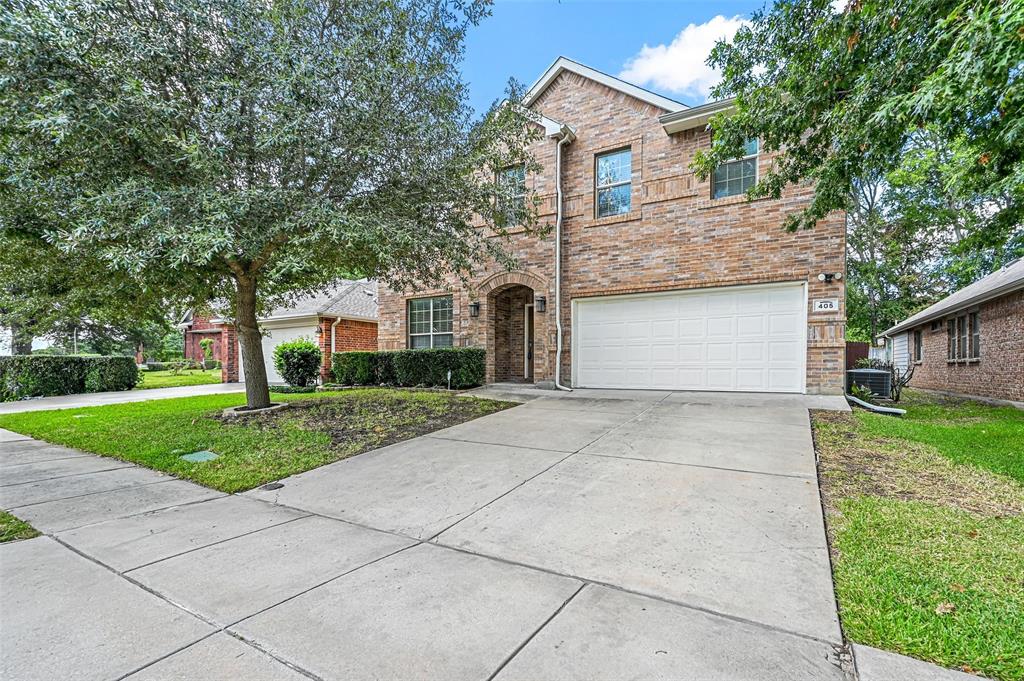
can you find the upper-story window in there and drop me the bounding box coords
[497,165,526,223]
[595,148,631,217]
[408,296,453,349]
[713,138,758,199]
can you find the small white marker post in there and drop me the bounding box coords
[447,369,452,391]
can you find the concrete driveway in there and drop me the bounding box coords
[3,388,961,680]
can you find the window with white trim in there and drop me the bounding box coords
[497,164,526,224]
[595,148,631,217]
[408,296,453,349]
[713,138,758,199]
[946,311,980,360]
[913,329,922,362]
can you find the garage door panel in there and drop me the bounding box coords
[706,343,734,362]
[736,315,765,336]
[574,283,806,393]
[736,368,766,390]
[706,368,735,390]
[706,317,735,337]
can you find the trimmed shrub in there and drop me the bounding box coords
[332,351,376,385]
[331,347,484,389]
[272,339,322,387]
[0,356,139,402]
[84,357,140,393]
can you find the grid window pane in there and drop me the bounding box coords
[408,296,454,349]
[500,165,526,197]
[598,183,631,217]
[596,150,631,187]
[713,138,758,199]
[947,319,956,359]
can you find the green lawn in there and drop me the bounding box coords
[135,368,222,390]
[857,390,1024,483]
[814,390,1024,681]
[0,511,40,543]
[0,389,513,493]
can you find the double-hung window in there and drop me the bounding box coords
[595,148,631,217]
[498,165,526,225]
[408,296,453,349]
[946,312,981,360]
[913,330,922,362]
[713,138,758,199]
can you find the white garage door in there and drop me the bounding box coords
[573,283,807,393]
[238,323,319,385]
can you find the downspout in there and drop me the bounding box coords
[328,317,342,384]
[553,128,573,391]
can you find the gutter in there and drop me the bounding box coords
[552,125,575,391]
[659,98,735,135]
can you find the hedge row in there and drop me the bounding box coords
[0,356,140,402]
[332,347,485,389]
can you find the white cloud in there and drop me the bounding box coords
[619,15,748,101]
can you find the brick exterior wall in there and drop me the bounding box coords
[378,70,847,393]
[906,290,1023,402]
[184,314,224,364]
[320,317,379,382]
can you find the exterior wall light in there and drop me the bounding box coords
[468,301,481,318]
[535,296,547,312]
[817,272,843,283]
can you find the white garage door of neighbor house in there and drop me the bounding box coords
[573,282,807,393]
[238,324,319,384]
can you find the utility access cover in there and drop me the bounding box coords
[180,450,219,463]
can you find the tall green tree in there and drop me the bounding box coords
[693,0,1023,240]
[2,0,538,408]
[0,230,172,356]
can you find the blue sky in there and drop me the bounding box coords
[462,0,765,115]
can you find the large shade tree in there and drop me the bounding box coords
[694,0,1022,233]
[1,0,538,408]
[693,0,1023,339]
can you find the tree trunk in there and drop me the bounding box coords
[10,320,33,355]
[234,274,272,410]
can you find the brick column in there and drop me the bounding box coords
[318,317,335,383]
[220,324,239,383]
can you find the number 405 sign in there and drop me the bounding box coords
[813,298,839,313]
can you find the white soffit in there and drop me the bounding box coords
[659,98,736,134]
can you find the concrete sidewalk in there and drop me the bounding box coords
[0,382,245,414]
[0,390,975,681]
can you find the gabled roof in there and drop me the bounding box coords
[883,258,1024,336]
[523,56,687,114]
[261,280,378,322]
[203,280,379,326]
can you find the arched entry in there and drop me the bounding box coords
[478,271,549,385]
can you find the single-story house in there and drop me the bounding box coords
[377,57,847,394]
[882,258,1023,403]
[180,279,379,384]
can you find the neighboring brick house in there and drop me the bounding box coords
[883,258,1023,404]
[378,57,847,394]
[179,280,378,384]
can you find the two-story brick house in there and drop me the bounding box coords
[378,57,847,394]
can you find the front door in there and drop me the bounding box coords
[525,303,535,381]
